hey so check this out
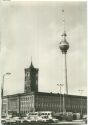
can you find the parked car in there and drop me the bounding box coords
[49,118,58,123]
[1,117,6,124]
[5,117,11,123]
[83,115,87,124]
[65,112,73,121]
[13,116,21,121]
[10,118,16,124]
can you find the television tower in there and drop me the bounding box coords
[59,10,69,94]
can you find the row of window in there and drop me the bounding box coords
[35,103,86,109]
[36,96,86,102]
[20,100,33,105]
[36,103,60,107]
[8,104,18,109]
[3,99,7,103]
[36,99,86,107]
[21,100,32,103]
[20,103,33,108]
[36,96,60,100]
[36,99,60,103]
[21,106,34,111]
[20,96,33,101]
[70,101,86,105]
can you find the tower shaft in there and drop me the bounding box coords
[64,53,68,94]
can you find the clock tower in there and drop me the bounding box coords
[24,61,39,93]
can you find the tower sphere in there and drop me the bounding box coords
[59,32,69,54]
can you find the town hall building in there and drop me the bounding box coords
[2,62,87,116]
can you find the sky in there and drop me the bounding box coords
[0,1,87,96]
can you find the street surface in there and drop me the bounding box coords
[1,120,87,125]
[53,122,86,125]
[51,120,86,125]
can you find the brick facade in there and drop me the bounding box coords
[2,92,87,116]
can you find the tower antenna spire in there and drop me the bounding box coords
[62,9,66,33]
[31,56,32,63]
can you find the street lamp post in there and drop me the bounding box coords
[1,72,11,116]
[78,89,84,117]
[57,83,64,112]
[63,93,66,114]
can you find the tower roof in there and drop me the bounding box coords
[29,61,34,69]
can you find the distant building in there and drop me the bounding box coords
[2,62,87,116]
